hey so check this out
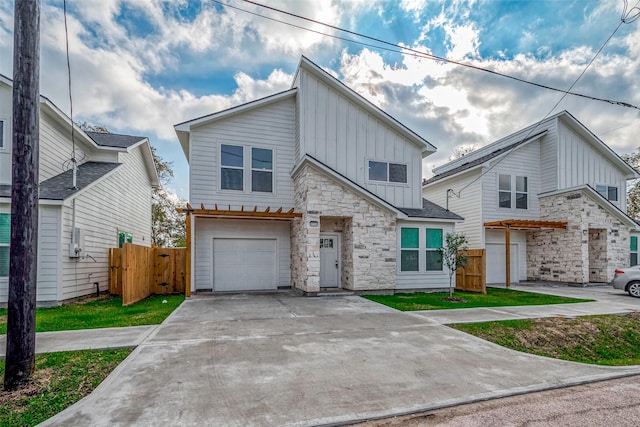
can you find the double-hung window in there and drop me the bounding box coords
[498,174,511,208]
[221,144,244,191]
[0,214,9,277]
[425,228,443,271]
[368,161,407,184]
[515,176,528,209]
[631,236,638,267]
[596,185,618,202]
[400,228,419,271]
[220,144,274,193]
[251,148,273,193]
[118,231,133,248]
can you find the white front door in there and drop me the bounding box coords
[320,233,340,287]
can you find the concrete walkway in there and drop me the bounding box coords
[0,325,156,357]
[39,287,640,427]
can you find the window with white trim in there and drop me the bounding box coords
[515,176,528,209]
[631,236,638,267]
[118,231,133,248]
[368,161,407,184]
[425,228,443,271]
[221,144,244,191]
[251,147,273,193]
[0,213,9,277]
[498,174,511,208]
[0,120,4,149]
[400,228,419,272]
[596,184,618,202]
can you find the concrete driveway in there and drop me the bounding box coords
[42,292,640,427]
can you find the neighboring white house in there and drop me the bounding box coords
[0,74,159,306]
[174,56,463,294]
[423,111,640,285]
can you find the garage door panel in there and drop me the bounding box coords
[213,238,277,291]
[486,243,518,284]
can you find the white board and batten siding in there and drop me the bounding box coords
[60,146,153,301]
[189,97,296,210]
[0,204,62,305]
[556,119,627,211]
[296,68,422,209]
[423,169,484,249]
[395,220,455,290]
[193,218,290,291]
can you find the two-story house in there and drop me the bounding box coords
[423,111,640,285]
[175,56,462,295]
[0,73,158,306]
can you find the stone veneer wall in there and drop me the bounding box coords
[291,164,397,292]
[527,190,629,283]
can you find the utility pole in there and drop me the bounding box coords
[4,0,40,390]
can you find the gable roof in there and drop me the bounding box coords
[540,184,639,229]
[0,162,122,202]
[174,89,297,160]
[294,56,436,157]
[292,154,462,221]
[0,73,159,188]
[85,131,147,149]
[424,130,547,185]
[426,111,639,186]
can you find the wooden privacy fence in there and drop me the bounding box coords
[109,243,186,306]
[455,249,486,294]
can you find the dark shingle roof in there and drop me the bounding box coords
[39,162,121,200]
[424,130,547,186]
[397,198,464,220]
[85,131,146,149]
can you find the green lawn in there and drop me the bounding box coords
[362,287,593,311]
[452,314,640,366]
[1,349,131,426]
[0,294,185,334]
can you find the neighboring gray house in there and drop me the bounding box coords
[175,56,462,295]
[423,111,640,285]
[0,74,159,306]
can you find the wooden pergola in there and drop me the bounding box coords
[483,219,567,288]
[176,203,302,297]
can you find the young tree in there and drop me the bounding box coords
[438,232,469,298]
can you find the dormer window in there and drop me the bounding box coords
[596,184,618,202]
[368,161,407,184]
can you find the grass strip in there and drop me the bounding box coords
[362,287,592,311]
[1,349,131,426]
[452,313,640,365]
[0,294,184,334]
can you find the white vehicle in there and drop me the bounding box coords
[611,266,640,297]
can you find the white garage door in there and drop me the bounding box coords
[213,238,277,291]
[486,243,519,284]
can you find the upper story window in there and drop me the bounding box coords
[251,148,273,193]
[0,120,4,149]
[220,144,274,193]
[515,176,528,209]
[368,161,407,184]
[498,174,511,208]
[499,174,528,209]
[221,144,244,191]
[0,213,9,277]
[631,236,638,267]
[596,184,618,202]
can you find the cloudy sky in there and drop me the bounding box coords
[1,0,639,199]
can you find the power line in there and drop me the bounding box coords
[216,0,640,111]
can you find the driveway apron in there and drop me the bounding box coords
[41,293,640,427]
